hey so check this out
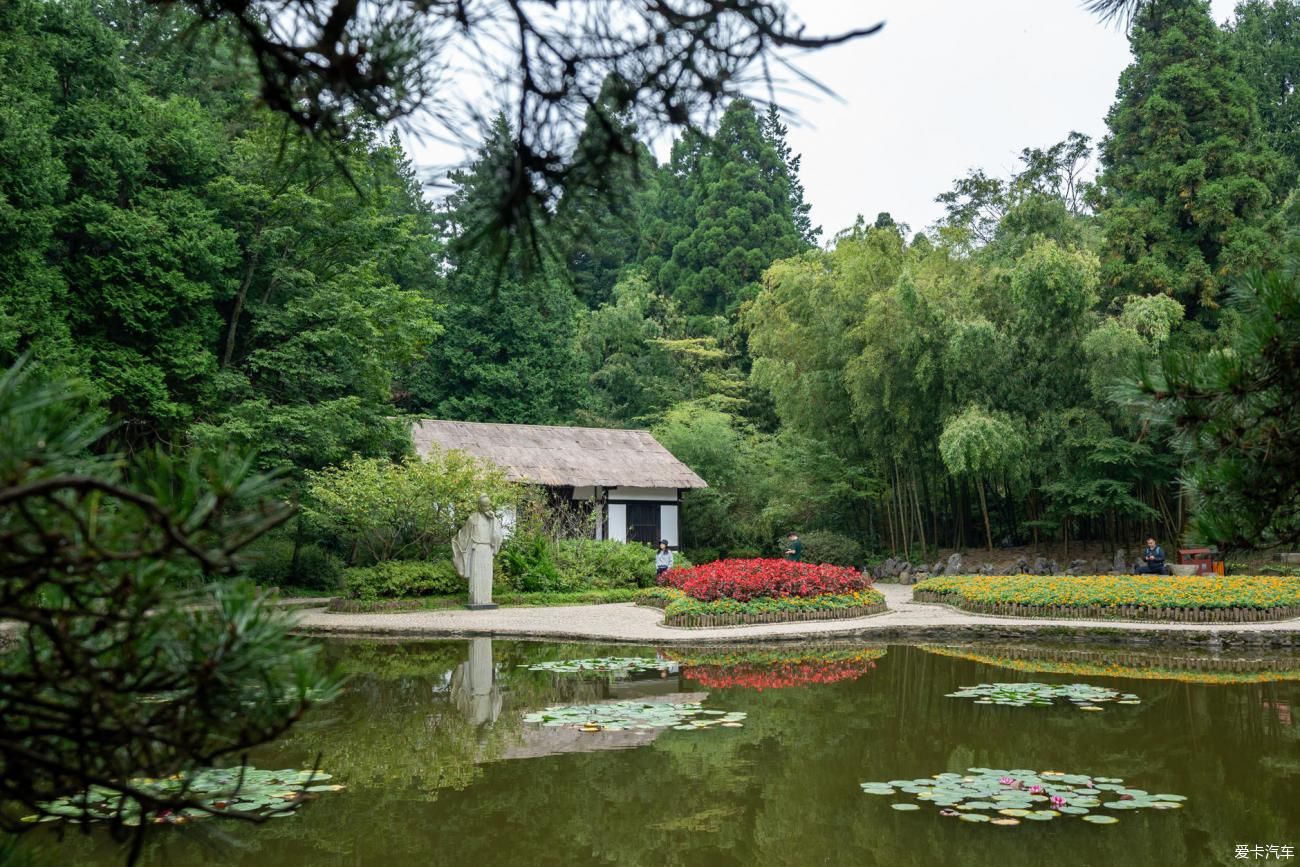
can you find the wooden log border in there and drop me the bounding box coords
[913,591,1300,623]
[662,601,889,629]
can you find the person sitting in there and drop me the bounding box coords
[1137,537,1168,574]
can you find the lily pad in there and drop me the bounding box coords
[861,767,1184,827]
[522,657,672,675]
[27,766,342,826]
[944,682,1139,710]
[524,700,741,733]
[1083,815,1119,824]
[891,803,921,811]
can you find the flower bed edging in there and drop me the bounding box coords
[913,591,1300,624]
[663,600,889,629]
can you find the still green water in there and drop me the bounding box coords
[45,640,1300,867]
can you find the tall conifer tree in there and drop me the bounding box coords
[1095,0,1280,316]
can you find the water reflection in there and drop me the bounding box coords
[41,640,1300,867]
[450,638,502,727]
[919,643,1300,685]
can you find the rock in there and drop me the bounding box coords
[898,567,911,585]
[1113,549,1127,573]
[931,560,944,576]
[977,562,996,575]
[1067,558,1089,575]
[946,552,963,576]
[1014,556,1029,575]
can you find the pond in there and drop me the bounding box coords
[41,639,1300,866]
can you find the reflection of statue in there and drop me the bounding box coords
[451,638,502,727]
[452,494,503,609]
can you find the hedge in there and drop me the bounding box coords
[636,587,887,628]
[914,575,1300,623]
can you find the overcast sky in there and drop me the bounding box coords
[402,0,1239,240]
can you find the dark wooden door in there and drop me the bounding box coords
[626,502,659,544]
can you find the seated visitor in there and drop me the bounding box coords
[1137,537,1167,574]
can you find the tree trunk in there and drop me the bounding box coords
[977,479,993,553]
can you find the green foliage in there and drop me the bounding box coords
[0,358,338,839]
[1125,259,1300,547]
[243,536,345,591]
[642,100,812,316]
[402,115,584,424]
[1095,0,1282,314]
[342,559,464,601]
[1229,0,1300,191]
[303,448,515,565]
[499,534,690,593]
[795,531,863,567]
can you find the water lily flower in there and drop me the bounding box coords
[1028,785,1044,794]
[999,777,1015,786]
[1050,795,1066,807]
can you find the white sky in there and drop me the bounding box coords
[402,0,1239,239]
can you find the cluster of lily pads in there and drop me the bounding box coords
[27,767,344,827]
[945,682,1141,710]
[521,657,671,675]
[523,701,745,732]
[861,768,1185,826]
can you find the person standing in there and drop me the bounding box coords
[654,540,674,583]
[1138,537,1167,575]
[783,532,803,562]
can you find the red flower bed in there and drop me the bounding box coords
[658,558,870,602]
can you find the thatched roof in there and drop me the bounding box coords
[409,419,708,489]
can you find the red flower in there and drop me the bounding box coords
[658,558,870,602]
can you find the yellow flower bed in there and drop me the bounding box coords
[913,575,1300,623]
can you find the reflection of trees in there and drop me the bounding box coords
[46,641,1300,866]
[919,643,1300,685]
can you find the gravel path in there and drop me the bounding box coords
[292,585,1300,646]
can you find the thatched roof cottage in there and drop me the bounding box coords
[410,419,707,548]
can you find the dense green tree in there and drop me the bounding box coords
[1095,0,1282,315]
[647,100,811,316]
[191,122,439,475]
[553,79,652,309]
[1126,256,1300,547]
[1228,0,1300,191]
[403,116,584,425]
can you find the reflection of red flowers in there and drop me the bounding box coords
[659,558,870,602]
[683,658,878,691]
[665,648,885,691]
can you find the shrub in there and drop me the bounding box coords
[552,540,692,589]
[684,548,721,566]
[725,547,765,560]
[659,558,870,602]
[244,538,344,590]
[304,447,515,565]
[343,560,465,601]
[501,536,695,592]
[794,531,862,566]
[498,533,567,592]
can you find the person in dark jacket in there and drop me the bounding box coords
[1137,537,1167,574]
[783,532,803,562]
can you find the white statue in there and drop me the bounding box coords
[452,494,503,609]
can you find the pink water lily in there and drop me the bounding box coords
[1050,795,1067,808]
[999,777,1015,786]
[1028,785,1044,795]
